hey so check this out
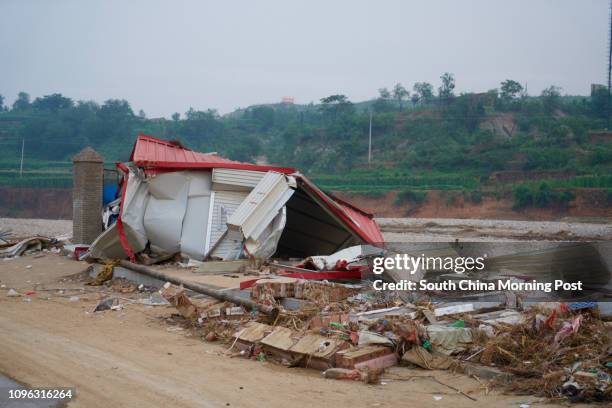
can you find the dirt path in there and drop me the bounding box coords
[0,254,566,408]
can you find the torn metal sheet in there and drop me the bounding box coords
[179,172,213,260]
[144,172,191,255]
[90,170,149,259]
[0,237,51,258]
[227,171,296,241]
[302,244,383,271]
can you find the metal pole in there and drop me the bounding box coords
[19,138,24,177]
[118,260,279,317]
[608,0,612,129]
[368,111,372,164]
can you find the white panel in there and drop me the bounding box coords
[212,168,266,191]
[210,229,244,260]
[144,172,190,254]
[227,172,295,239]
[209,190,249,249]
[205,191,215,254]
[180,172,213,260]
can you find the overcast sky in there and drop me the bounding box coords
[0,0,608,117]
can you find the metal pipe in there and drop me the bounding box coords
[118,260,279,318]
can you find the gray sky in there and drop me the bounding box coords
[0,0,608,117]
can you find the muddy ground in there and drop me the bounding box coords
[0,217,609,407]
[0,253,572,408]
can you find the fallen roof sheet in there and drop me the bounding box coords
[130,134,295,174]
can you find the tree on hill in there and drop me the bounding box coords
[319,94,354,122]
[541,86,562,114]
[438,73,455,103]
[250,105,275,130]
[374,88,393,112]
[12,92,31,111]
[412,82,434,104]
[0,94,4,111]
[32,93,74,112]
[500,79,523,102]
[392,83,409,110]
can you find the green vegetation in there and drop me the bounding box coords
[512,182,577,210]
[0,74,610,196]
[395,190,428,206]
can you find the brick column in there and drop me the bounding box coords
[72,147,103,244]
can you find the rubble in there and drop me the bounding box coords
[146,264,611,404]
[0,236,55,258]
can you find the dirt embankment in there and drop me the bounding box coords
[336,189,612,221]
[1,187,610,221]
[0,188,72,219]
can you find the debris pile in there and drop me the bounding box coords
[473,306,612,402]
[155,272,611,403]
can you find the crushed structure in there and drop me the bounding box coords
[89,134,383,263]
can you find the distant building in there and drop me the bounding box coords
[591,84,607,96]
[281,96,295,104]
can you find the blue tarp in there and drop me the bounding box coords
[103,185,119,205]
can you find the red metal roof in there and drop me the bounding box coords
[295,175,384,244]
[130,134,295,173]
[128,134,383,244]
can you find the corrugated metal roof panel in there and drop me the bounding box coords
[130,134,295,173]
[212,168,266,191]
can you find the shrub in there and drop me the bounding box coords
[534,182,552,208]
[469,190,482,204]
[395,189,428,207]
[513,185,533,210]
[558,190,576,208]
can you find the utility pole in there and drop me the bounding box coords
[19,138,24,177]
[608,0,612,129]
[368,111,372,165]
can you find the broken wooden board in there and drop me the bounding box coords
[289,334,346,370]
[260,326,297,351]
[251,277,298,300]
[308,313,350,330]
[233,322,274,343]
[334,346,395,369]
[232,322,274,351]
[159,283,198,319]
[193,260,250,275]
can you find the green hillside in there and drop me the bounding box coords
[0,77,610,198]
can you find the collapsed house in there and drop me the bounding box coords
[89,134,383,263]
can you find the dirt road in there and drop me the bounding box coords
[0,254,565,408]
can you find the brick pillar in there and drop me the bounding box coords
[72,147,103,244]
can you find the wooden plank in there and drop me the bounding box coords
[260,327,296,351]
[193,260,249,275]
[335,346,394,369]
